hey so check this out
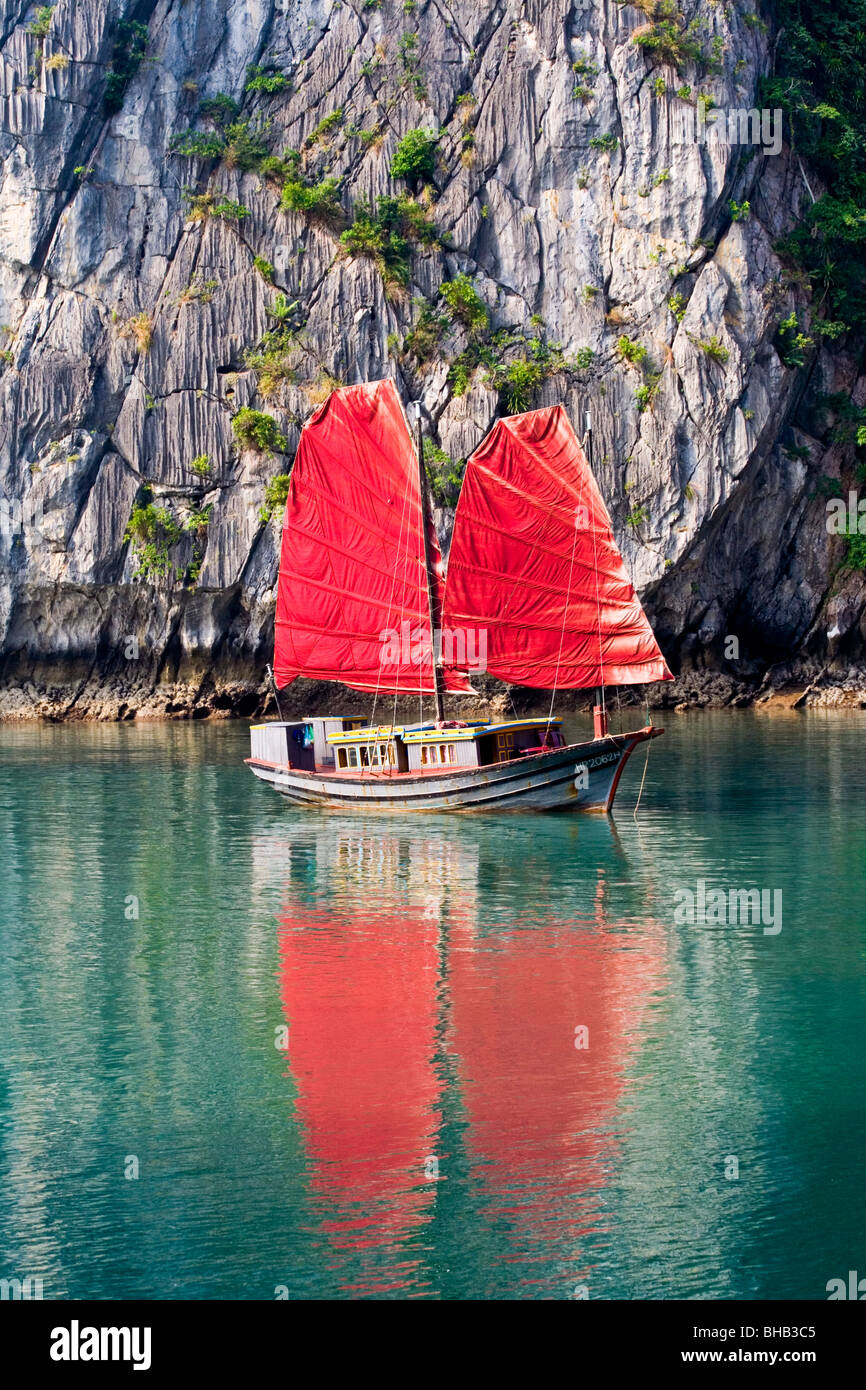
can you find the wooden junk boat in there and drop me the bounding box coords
[246,378,672,813]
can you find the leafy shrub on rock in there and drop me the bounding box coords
[231,408,288,454]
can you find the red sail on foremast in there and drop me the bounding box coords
[274,378,471,693]
[442,405,673,689]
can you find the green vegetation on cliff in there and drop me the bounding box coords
[768,1,866,328]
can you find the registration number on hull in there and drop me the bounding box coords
[576,751,620,772]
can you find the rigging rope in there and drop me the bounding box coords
[418,520,425,730]
[369,424,417,775]
[545,423,604,744]
[544,432,591,741]
[633,734,652,823]
[544,499,580,740]
[587,429,606,724]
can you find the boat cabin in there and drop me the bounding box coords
[250,717,565,775]
[327,718,565,773]
[249,717,367,772]
[400,719,564,769]
[327,725,410,773]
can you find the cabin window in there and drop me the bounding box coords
[348,742,395,768]
[338,741,394,768]
[421,743,457,765]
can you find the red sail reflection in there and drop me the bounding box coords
[276,830,463,1293]
[446,878,666,1287]
[276,826,665,1295]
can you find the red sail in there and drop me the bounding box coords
[442,405,673,689]
[274,378,470,693]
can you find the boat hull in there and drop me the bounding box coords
[246,728,662,814]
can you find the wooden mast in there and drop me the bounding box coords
[585,409,608,740]
[412,403,445,723]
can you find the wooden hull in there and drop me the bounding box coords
[246,727,662,814]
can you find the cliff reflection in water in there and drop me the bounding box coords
[271,817,667,1296]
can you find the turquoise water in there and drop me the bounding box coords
[0,710,863,1300]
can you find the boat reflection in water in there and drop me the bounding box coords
[277,832,448,1294]
[273,815,668,1297]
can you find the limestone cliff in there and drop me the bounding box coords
[1,0,863,718]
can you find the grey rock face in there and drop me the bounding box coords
[0,0,863,717]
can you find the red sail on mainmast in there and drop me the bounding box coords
[274,378,470,693]
[442,405,673,689]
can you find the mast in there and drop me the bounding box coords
[584,409,608,740]
[410,402,446,723]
